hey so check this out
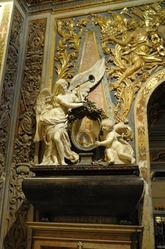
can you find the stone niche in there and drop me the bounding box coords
[23,164,144,249]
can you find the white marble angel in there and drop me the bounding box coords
[34,58,105,165]
[95,118,135,165]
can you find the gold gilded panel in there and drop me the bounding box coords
[53,2,165,123]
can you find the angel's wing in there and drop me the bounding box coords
[69,57,105,95]
[114,122,133,141]
[34,88,52,142]
[34,88,52,115]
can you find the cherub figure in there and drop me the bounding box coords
[95,119,135,165]
[34,58,105,165]
[108,26,163,90]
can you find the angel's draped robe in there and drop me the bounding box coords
[38,107,79,165]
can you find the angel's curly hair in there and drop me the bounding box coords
[53,79,68,96]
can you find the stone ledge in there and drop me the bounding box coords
[30,164,140,177]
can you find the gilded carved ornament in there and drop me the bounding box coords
[4,178,33,249]
[54,2,165,123]
[137,70,165,124]
[23,0,125,10]
[3,17,46,249]
[0,7,37,249]
[54,17,90,81]
[136,69,165,162]
[0,6,23,198]
[14,19,47,166]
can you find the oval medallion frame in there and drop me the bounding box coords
[68,100,108,152]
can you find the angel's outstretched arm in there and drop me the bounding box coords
[95,132,114,147]
[56,95,84,109]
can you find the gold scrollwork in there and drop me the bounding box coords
[54,3,165,123]
[54,17,89,83]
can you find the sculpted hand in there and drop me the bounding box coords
[82,101,89,108]
[95,141,100,146]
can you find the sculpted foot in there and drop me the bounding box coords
[52,162,59,165]
[108,160,115,165]
[61,161,68,165]
[131,158,135,164]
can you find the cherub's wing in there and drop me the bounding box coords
[34,88,52,142]
[69,57,105,96]
[114,122,133,141]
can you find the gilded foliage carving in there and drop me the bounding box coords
[4,165,32,248]
[0,7,29,249]
[54,2,165,123]
[8,163,33,220]
[94,4,165,122]
[14,19,47,165]
[23,21,46,92]
[55,18,89,81]
[137,126,147,161]
[0,4,13,185]
[13,18,45,178]
[0,7,23,196]
[136,70,165,161]
[2,16,46,249]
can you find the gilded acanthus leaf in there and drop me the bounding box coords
[55,50,75,81]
